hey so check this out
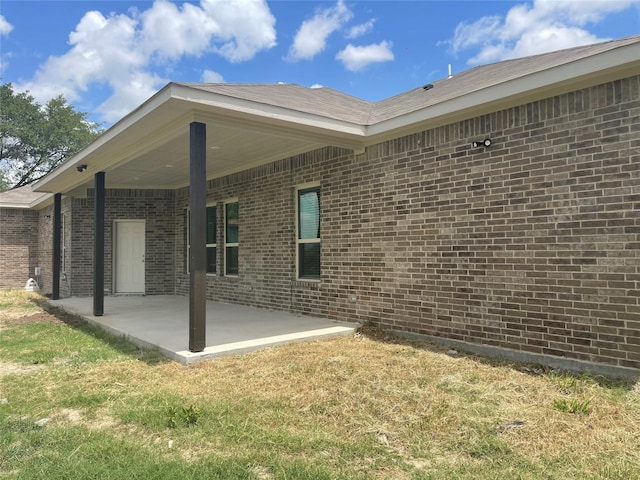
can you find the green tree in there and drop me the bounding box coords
[0,170,9,192]
[0,83,101,191]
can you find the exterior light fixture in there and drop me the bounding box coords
[472,138,492,148]
[76,164,88,172]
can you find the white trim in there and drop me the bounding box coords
[173,84,366,137]
[295,184,321,282]
[185,208,190,275]
[365,41,640,141]
[205,202,218,276]
[61,213,66,276]
[0,192,53,209]
[186,203,219,275]
[224,199,239,277]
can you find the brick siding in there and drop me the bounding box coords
[36,206,53,294]
[172,75,639,370]
[328,76,640,370]
[0,208,39,289]
[66,189,176,297]
[5,74,637,372]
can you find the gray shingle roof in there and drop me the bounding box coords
[173,82,372,124]
[0,185,49,207]
[178,35,640,126]
[370,34,640,123]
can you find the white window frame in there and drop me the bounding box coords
[224,198,239,276]
[205,204,218,275]
[296,182,321,282]
[185,208,190,274]
[186,203,218,275]
[61,213,66,275]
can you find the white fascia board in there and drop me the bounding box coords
[0,192,53,209]
[32,85,178,194]
[366,42,640,140]
[172,84,367,137]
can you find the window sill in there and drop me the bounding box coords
[293,278,321,288]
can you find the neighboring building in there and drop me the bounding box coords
[1,36,639,376]
[0,186,52,290]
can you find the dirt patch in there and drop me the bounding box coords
[0,309,85,330]
[58,408,83,423]
[49,407,118,431]
[1,311,62,328]
[0,290,85,329]
[0,361,44,378]
[43,306,86,327]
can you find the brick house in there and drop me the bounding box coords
[1,36,639,376]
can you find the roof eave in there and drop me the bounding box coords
[32,84,180,194]
[366,41,640,143]
[32,83,367,195]
[174,83,367,139]
[0,192,53,209]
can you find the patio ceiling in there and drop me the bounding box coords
[34,83,368,195]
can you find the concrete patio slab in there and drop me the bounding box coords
[50,296,359,364]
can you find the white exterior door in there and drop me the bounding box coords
[114,220,145,294]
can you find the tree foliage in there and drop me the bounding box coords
[0,83,102,191]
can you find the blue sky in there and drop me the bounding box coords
[1,0,639,126]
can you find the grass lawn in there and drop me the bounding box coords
[1,290,639,479]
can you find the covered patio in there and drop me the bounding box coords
[34,83,370,353]
[50,296,358,365]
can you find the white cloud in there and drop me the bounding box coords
[286,0,353,61]
[139,1,218,61]
[336,41,394,72]
[346,19,375,39]
[0,15,13,73]
[14,0,276,124]
[310,83,324,89]
[201,0,277,62]
[97,71,165,122]
[0,15,13,36]
[202,69,225,83]
[447,0,640,65]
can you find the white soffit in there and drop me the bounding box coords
[0,193,52,209]
[33,83,367,194]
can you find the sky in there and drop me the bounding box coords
[1,0,639,127]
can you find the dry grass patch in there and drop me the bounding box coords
[90,329,639,477]
[2,291,639,479]
[0,290,50,326]
[0,289,84,329]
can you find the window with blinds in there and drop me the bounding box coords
[225,201,239,276]
[297,186,320,280]
[185,205,217,274]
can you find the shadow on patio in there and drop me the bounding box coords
[50,296,358,365]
